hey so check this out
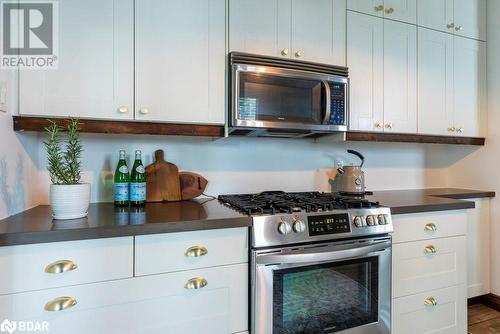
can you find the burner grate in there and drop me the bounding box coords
[218,191,380,215]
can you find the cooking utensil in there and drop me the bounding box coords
[145,149,182,202]
[336,149,366,195]
[179,172,208,200]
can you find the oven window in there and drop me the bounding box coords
[238,72,324,124]
[273,257,379,334]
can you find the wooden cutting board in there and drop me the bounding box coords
[179,172,208,200]
[145,149,182,202]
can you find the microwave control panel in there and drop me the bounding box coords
[328,82,346,126]
[307,213,351,236]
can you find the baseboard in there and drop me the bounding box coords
[468,293,500,311]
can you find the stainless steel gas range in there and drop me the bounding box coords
[218,191,393,334]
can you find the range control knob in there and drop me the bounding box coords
[377,214,386,225]
[353,216,363,228]
[277,221,292,235]
[293,220,307,233]
[366,215,377,226]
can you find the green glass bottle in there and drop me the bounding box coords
[114,149,130,206]
[130,150,146,206]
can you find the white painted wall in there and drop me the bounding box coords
[448,0,500,296]
[0,71,41,220]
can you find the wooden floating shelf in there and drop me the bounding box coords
[13,116,225,137]
[13,116,485,146]
[345,131,485,146]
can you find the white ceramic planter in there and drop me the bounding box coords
[50,183,91,220]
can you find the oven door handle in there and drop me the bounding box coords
[256,240,391,265]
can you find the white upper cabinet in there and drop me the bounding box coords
[418,0,486,41]
[453,0,486,41]
[348,12,416,133]
[135,0,225,124]
[229,0,346,66]
[383,20,417,133]
[453,37,486,137]
[19,0,134,120]
[418,27,485,137]
[418,28,454,136]
[347,12,384,131]
[347,0,416,24]
[228,0,291,58]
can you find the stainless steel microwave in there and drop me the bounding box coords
[228,52,349,138]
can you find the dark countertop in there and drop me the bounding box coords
[0,188,494,246]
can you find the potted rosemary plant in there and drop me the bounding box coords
[44,119,90,220]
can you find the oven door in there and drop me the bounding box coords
[232,64,348,132]
[252,237,391,334]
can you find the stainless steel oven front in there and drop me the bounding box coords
[251,236,391,334]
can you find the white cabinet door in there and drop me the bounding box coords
[0,264,248,334]
[19,0,134,120]
[290,0,346,65]
[135,0,225,124]
[228,0,291,58]
[392,285,467,334]
[383,20,416,133]
[383,0,417,24]
[417,0,454,34]
[467,199,491,298]
[392,236,466,298]
[347,0,384,17]
[347,12,383,131]
[454,0,486,41]
[417,28,454,136]
[453,37,486,137]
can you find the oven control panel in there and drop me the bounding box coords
[307,213,350,236]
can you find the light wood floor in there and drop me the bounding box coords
[468,303,500,333]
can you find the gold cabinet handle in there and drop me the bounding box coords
[281,48,289,56]
[295,50,303,58]
[424,223,437,232]
[447,127,456,132]
[385,7,395,14]
[424,245,437,254]
[457,127,464,133]
[374,5,384,11]
[424,297,438,306]
[44,296,77,312]
[385,123,393,129]
[118,106,129,114]
[184,277,208,290]
[455,25,464,31]
[45,260,78,274]
[185,246,208,257]
[375,122,383,128]
[447,23,455,29]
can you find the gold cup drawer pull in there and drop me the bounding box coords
[184,277,208,290]
[185,246,208,258]
[424,297,438,306]
[424,223,437,232]
[424,245,437,254]
[45,260,78,274]
[44,296,77,312]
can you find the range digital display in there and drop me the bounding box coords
[307,213,351,236]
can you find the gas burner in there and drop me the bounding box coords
[218,191,381,216]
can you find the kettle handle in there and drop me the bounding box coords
[347,150,365,168]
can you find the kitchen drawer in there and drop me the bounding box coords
[0,263,248,334]
[393,236,466,298]
[135,227,248,276]
[392,211,466,244]
[392,285,467,334]
[0,237,133,295]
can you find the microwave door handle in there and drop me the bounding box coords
[321,80,331,125]
[256,240,390,265]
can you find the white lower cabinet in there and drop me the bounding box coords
[392,285,467,334]
[0,263,247,334]
[391,210,467,334]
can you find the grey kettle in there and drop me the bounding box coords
[336,150,366,195]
